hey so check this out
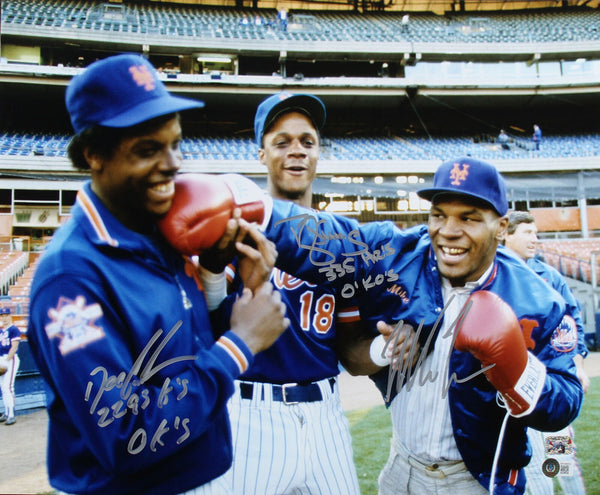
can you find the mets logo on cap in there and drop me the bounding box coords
[416,157,509,216]
[450,162,469,186]
[129,64,156,91]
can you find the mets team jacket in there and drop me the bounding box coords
[264,199,583,495]
[526,256,589,358]
[27,182,254,495]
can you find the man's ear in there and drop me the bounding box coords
[258,148,267,166]
[83,148,103,172]
[495,216,509,242]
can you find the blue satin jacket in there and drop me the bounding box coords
[265,199,583,495]
[27,182,253,495]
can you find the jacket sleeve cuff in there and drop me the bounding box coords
[214,330,254,376]
[198,266,227,311]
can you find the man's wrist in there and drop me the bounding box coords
[199,266,227,311]
[369,335,391,367]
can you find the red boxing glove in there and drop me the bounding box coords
[158,173,270,255]
[454,290,546,417]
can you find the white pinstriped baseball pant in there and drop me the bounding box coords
[225,377,361,495]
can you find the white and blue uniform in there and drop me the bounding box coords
[264,199,583,495]
[27,182,254,495]
[0,321,20,419]
[524,257,588,495]
[216,264,361,494]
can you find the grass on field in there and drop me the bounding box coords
[348,376,600,495]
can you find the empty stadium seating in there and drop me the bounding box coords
[0,251,28,295]
[3,0,600,45]
[538,239,600,284]
[0,132,69,157]
[2,131,600,161]
[0,252,42,332]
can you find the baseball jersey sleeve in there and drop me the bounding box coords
[524,257,589,358]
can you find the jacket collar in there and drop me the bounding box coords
[428,244,499,292]
[73,181,160,251]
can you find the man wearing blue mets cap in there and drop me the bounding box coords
[418,156,508,217]
[253,92,326,148]
[220,92,363,495]
[26,53,289,495]
[255,156,583,494]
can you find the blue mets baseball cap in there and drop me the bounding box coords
[0,307,10,315]
[417,157,508,216]
[66,53,204,134]
[254,92,326,147]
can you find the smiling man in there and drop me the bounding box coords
[222,93,363,495]
[256,93,322,206]
[256,156,584,495]
[26,54,289,495]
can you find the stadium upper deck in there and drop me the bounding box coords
[2,0,600,61]
[3,0,600,127]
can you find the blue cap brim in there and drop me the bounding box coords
[418,187,504,216]
[101,94,204,128]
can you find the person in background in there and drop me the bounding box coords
[504,210,588,495]
[277,6,288,31]
[0,307,21,426]
[498,129,510,150]
[401,13,410,34]
[533,124,542,150]
[221,92,366,495]
[26,53,288,495]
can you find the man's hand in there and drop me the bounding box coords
[235,219,277,294]
[574,354,590,394]
[0,356,9,376]
[374,321,419,370]
[230,283,290,355]
[199,208,245,274]
[337,319,419,376]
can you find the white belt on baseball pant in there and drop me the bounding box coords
[395,440,468,479]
